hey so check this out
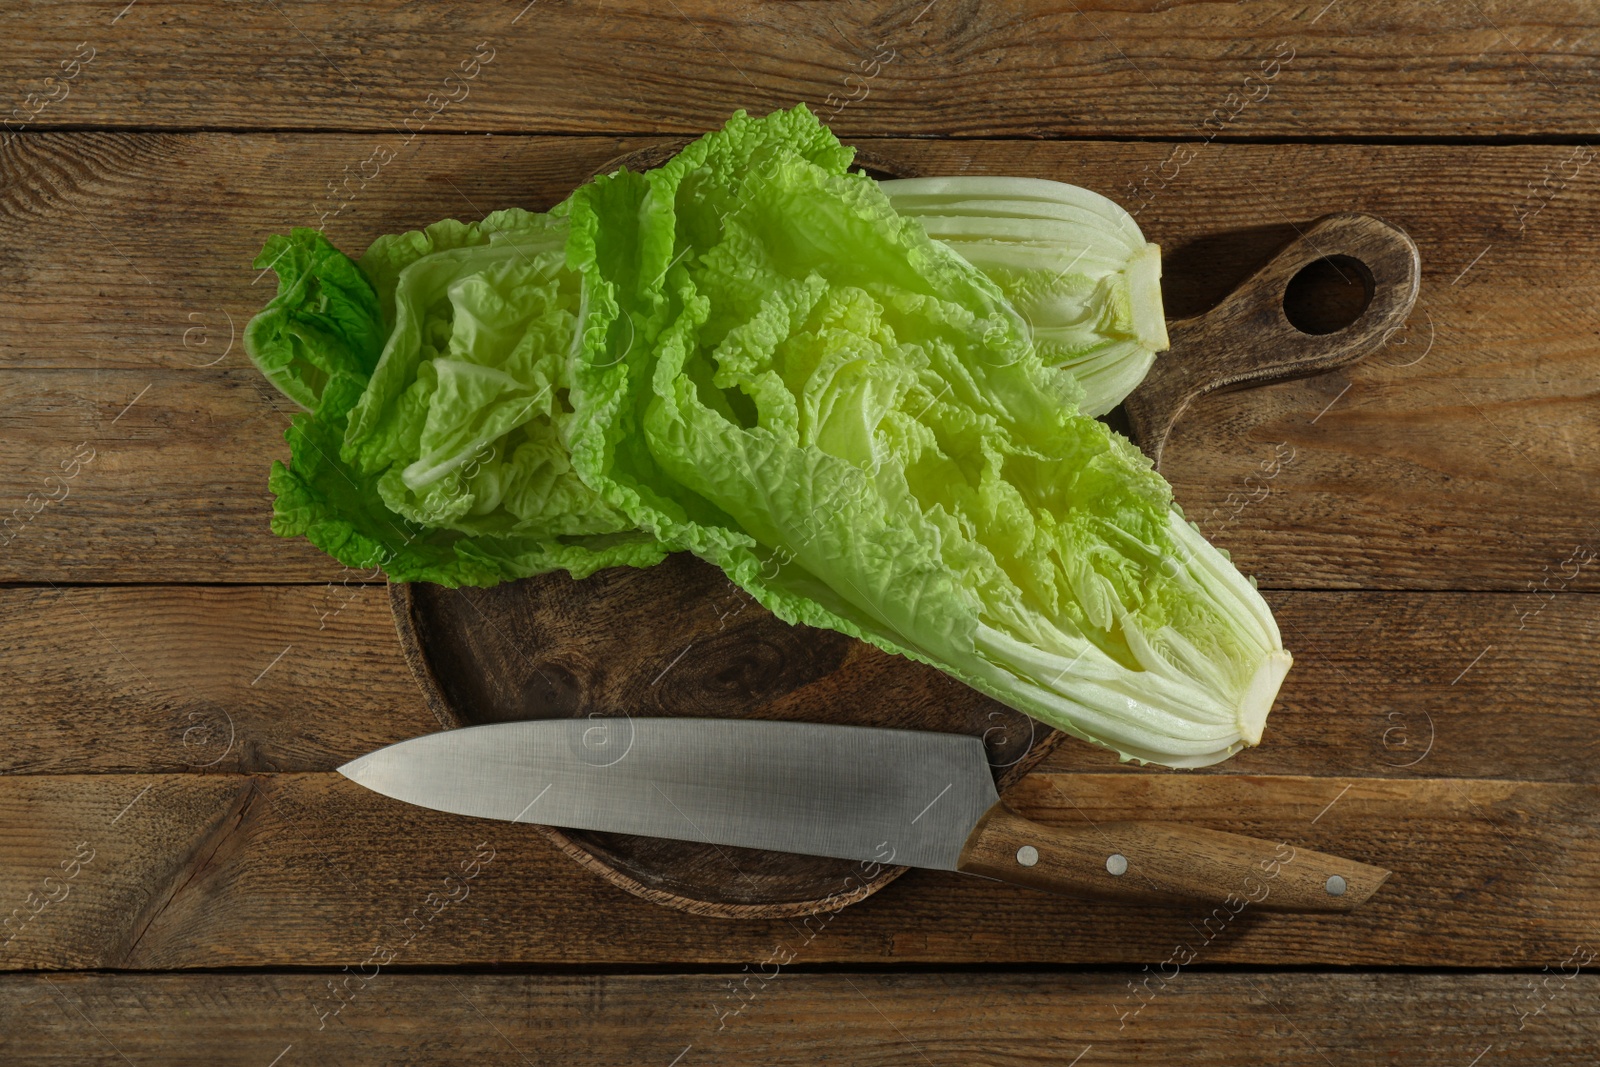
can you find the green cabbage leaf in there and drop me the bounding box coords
[246,216,664,586]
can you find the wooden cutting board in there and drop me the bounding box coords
[390,559,1047,917]
[390,145,1420,918]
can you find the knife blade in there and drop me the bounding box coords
[339,717,1389,912]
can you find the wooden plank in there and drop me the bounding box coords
[1,971,1594,1065]
[0,585,435,776]
[0,367,331,582]
[0,132,621,374]
[0,770,1593,969]
[1,133,1596,588]
[2,585,1594,785]
[3,1,1599,137]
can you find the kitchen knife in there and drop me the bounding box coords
[340,717,1389,912]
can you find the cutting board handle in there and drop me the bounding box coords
[1122,212,1421,468]
[958,802,1390,912]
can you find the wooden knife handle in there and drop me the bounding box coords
[957,802,1390,912]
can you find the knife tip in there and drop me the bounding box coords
[335,753,368,782]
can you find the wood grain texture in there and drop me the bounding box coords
[0,770,1592,969]
[955,804,1390,912]
[2,1,1599,137]
[0,0,1588,1047]
[2,971,1596,1066]
[1,134,1596,588]
[1123,211,1420,468]
[0,584,435,776]
[3,585,1595,784]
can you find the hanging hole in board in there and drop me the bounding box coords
[1282,254,1374,335]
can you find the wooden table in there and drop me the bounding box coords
[2,2,1597,1062]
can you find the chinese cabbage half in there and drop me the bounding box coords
[884,176,1170,417]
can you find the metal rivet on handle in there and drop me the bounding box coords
[1016,845,1039,867]
[1325,874,1348,897]
[1106,853,1128,876]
